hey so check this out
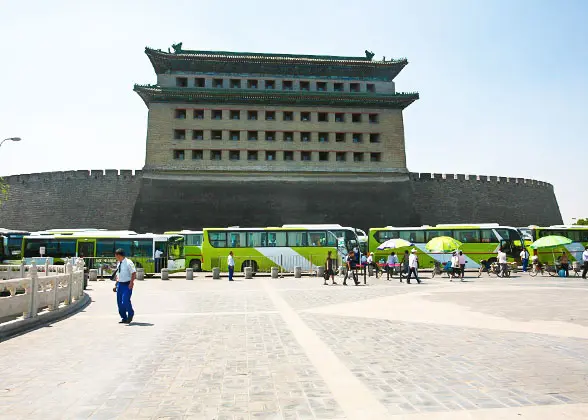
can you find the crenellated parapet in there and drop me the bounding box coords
[4,170,143,184]
[408,172,553,188]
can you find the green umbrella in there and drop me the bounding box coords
[425,236,462,253]
[529,235,572,249]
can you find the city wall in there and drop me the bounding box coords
[0,170,562,232]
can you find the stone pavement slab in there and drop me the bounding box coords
[0,272,587,419]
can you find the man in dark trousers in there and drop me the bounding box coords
[113,248,136,324]
[343,250,359,286]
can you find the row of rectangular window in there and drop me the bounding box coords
[174,130,380,143]
[173,150,381,162]
[175,109,379,123]
[176,77,376,93]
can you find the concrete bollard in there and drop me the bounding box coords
[244,267,253,279]
[186,268,194,280]
[161,268,169,280]
[89,269,98,281]
[294,266,302,278]
[212,267,220,280]
[340,266,347,276]
[271,266,279,279]
[136,268,145,281]
[367,265,374,277]
[317,266,325,278]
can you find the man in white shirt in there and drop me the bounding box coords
[154,248,163,273]
[228,251,235,282]
[520,248,530,272]
[582,246,588,279]
[114,248,136,324]
[406,249,421,284]
[497,249,508,277]
[458,251,467,280]
[450,252,460,280]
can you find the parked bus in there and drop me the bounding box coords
[165,230,203,271]
[201,226,358,272]
[281,224,365,254]
[22,231,185,275]
[524,225,588,262]
[369,224,524,268]
[0,228,30,263]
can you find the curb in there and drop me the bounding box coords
[0,293,91,342]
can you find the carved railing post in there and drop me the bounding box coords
[49,274,59,311]
[45,260,50,276]
[65,263,73,305]
[25,262,39,319]
[20,261,25,278]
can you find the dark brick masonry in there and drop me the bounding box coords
[0,171,562,233]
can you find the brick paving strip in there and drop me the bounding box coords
[262,279,390,420]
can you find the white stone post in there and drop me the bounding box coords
[20,261,25,278]
[136,268,145,281]
[317,266,325,278]
[89,269,98,281]
[161,268,169,280]
[294,266,302,278]
[25,262,39,319]
[244,267,253,279]
[186,268,194,280]
[65,263,73,305]
[271,267,279,279]
[49,276,59,311]
[45,260,50,276]
[212,267,220,279]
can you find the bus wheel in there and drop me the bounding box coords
[241,260,258,275]
[190,260,202,272]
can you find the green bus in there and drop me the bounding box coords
[1,228,29,263]
[525,225,588,262]
[201,226,358,272]
[165,230,203,271]
[22,231,185,275]
[369,224,524,268]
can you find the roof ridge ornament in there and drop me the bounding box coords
[365,50,375,61]
[172,42,183,54]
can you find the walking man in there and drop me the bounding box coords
[343,250,359,286]
[520,247,529,272]
[324,250,337,285]
[114,249,136,324]
[387,252,399,281]
[406,249,421,284]
[459,250,466,280]
[582,246,588,279]
[450,252,460,280]
[497,248,508,277]
[400,250,410,282]
[228,251,235,281]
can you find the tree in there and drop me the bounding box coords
[576,218,588,226]
[0,177,8,203]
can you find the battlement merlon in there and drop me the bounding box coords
[144,47,409,81]
[133,84,419,109]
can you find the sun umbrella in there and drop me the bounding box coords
[377,238,413,250]
[529,235,572,249]
[425,236,462,253]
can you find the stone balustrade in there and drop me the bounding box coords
[0,261,86,333]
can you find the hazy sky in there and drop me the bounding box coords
[0,0,586,222]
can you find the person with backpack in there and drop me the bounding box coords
[343,250,359,286]
[324,250,337,285]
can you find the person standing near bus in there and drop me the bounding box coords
[343,250,359,286]
[458,251,466,280]
[406,249,421,284]
[400,250,410,281]
[386,252,399,281]
[324,250,337,285]
[582,246,588,279]
[520,248,529,272]
[560,251,569,277]
[450,252,460,280]
[154,248,163,273]
[228,251,235,281]
[114,248,136,324]
[497,248,508,277]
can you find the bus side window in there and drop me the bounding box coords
[480,229,496,243]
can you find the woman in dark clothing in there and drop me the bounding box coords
[324,250,337,285]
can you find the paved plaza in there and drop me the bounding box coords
[1,271,588,419]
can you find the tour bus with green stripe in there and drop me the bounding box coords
[1,228,29,263]
[369,224,524,268]
[165,230,203,271]
[524,225,588,262]
[22,231,185,275]
[201,226,359,272]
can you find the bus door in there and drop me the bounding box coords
[77,239,95,269]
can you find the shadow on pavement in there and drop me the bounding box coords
[127,322,154,327]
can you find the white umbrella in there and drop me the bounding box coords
[377,238,413,250]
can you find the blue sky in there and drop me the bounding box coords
[0,0,586,222]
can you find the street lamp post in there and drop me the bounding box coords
[0,137,22,148]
